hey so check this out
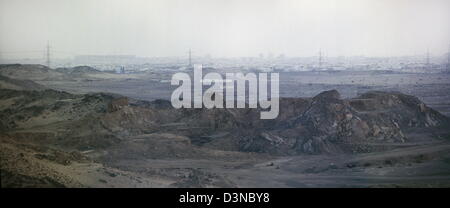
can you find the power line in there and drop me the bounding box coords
[188,48,192,67]
[46,41,51,68]
[447,44,450,71]
[319,49,323,67]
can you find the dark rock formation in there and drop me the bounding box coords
[107,97,129,113]
[220,90,449,154]
[1,88,448,155]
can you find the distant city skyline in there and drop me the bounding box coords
[1,0,449,59]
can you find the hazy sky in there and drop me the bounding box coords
[1,0,449,58]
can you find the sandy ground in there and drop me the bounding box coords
[2,69,450,188]
[95,140,450,188]
[38,71,450,116]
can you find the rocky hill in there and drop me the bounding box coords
[0,64,111,81]
[1,88,448,155]
[54,66,102,75]
[0,75,46,91]
[1,86,450,187]
[0,64,65,81]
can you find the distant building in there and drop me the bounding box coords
[116,66,125,74]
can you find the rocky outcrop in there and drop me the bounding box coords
[0,64,65,81]
[107,97,129,112]
[232,90,449,155]
[350,91,448,128]
[55,66,102,74]
[1,88,448,155]
[0,75,46,91]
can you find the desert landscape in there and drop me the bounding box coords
[1,64,450,188]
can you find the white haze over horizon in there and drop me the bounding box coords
[0,0,449,59]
